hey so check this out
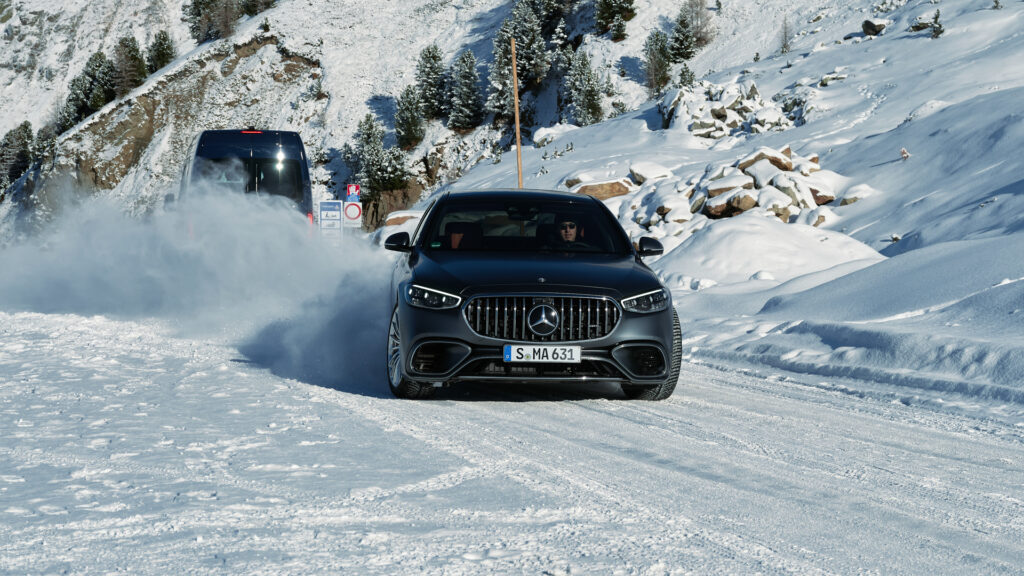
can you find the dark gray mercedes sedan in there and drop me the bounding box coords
[384,189,681,400]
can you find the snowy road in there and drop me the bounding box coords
[3,311,1022,574]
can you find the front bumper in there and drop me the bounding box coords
[396,295,675,386]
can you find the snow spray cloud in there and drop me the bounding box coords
[0,184,394,344]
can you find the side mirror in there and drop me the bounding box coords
[384,231,412,252]
[637,237,664,258]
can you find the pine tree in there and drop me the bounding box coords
[486,19,518,123]
[511,0,551,85]
[596,0,635,33]
[549,17,571,71]
[486,2,551,124]
[186,0,239,43]
[147,30,177,74]
[564,50,603,126]
[676,63,696,88]
[395,84,425,149]
[448,50,483,131]
[931,10,944,38]
[668,7,697,62]
[33,124,57,167]
[610,15,627,41]
[57,51,117,134]
[113,35,148,97]
[342,113,408,195]
[1,121,34,185]
[643,30,671,97]
[415,44,446,120]
[595,0,615,32]
[364,145,409,193]
[240,0,275,17]
[342,113,382,187]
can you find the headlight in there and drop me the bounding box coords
[406,285,462,309]
[621,288,669,314]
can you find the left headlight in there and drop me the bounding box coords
[621,288,669,314]
[406,284,462,310]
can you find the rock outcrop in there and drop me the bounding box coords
[659,80,793,140]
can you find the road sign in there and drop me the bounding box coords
[343,202,363,228]
[345,184,361,202]
[319,201,343,236]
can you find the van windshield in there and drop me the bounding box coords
[191,157,303,203]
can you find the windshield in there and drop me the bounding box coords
[191,157,304,203]
[423,199,631,254]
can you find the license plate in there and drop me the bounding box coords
[503,344,581,363]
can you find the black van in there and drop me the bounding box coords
[179,129,313,217]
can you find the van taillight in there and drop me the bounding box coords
[241,130,263,134]
[307,212,314,225]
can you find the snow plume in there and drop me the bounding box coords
[0,183,391,342]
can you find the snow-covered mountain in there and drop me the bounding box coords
[1,0,1023,572]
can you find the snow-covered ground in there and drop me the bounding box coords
[3,0,1024,572]
[2,198,1023,573]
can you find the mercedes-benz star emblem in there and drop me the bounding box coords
[528,304,559,336]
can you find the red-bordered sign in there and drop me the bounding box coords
[343,201,363,228]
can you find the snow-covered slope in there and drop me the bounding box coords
[436,0,1024,391]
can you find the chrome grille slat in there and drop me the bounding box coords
[464,296,620,342]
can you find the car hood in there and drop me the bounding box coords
[411,250,663,299]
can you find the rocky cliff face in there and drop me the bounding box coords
[30,32,326,216]
[0,0,190,135]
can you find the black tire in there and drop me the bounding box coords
[387,306,434,399]
[622,309,682,401]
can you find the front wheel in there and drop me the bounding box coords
[622,309,682,401]
[387,306,434,399]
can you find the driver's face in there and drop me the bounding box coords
[559,221,577,242]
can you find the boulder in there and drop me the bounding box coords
[728,190,758,213]
[629,161,673,184]
[743,158,783,189]
[810,184,836,205]
[575,179,632,200]
[689,191,707,214]
[706,173,755,197]
[798,206,836,228]
[909,17,932,32]
[737,147,794,172]
[862,19,888,36]
[723,109,745,129]
[704,188,757,218]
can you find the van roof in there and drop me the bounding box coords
[196,130,305,160]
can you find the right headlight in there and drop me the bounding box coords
[621,288,669,314]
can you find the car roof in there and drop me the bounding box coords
[443,188,599,204]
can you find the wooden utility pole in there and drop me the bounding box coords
[510,38,523,189]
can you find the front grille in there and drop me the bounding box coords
[463,296,621,342]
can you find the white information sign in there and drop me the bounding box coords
[319,201,343,236]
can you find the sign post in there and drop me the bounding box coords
[511,38,523,189]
